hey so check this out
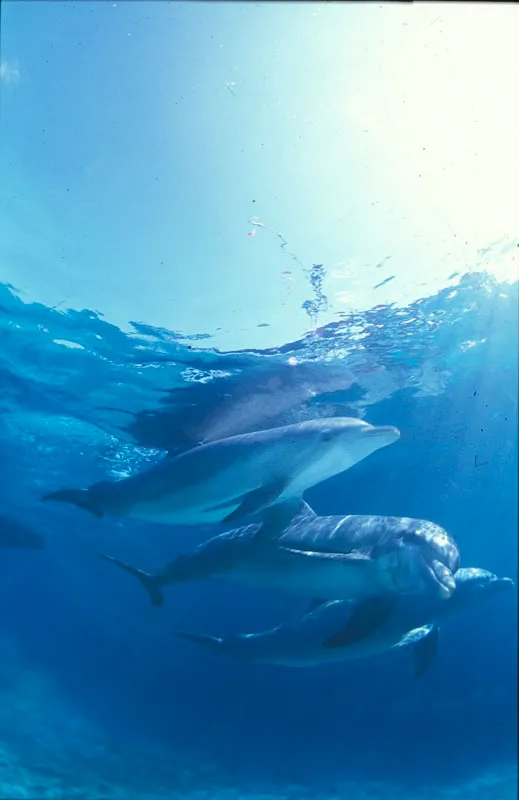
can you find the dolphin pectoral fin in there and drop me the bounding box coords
[100,554,165,607]
[413,624,440,679]
[42,488,104,518]
[430,561,457,599]
[323,593,397,649]
[279,547,373,563]
[218,478,289,525]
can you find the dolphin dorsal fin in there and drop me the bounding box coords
[298,501,317,519]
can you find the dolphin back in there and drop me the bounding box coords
[277,514,456,559]
[277,514,412,552]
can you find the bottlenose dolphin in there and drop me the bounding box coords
[101,508,460,640]
[42,417,399,533]
[171,568,514,676]
[0,514,45,549]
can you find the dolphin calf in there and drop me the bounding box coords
[171,568,514,676]
[42,417,399,533]
[0,514,45,549]
[101,507,460,642]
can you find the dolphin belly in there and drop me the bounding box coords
[224,549,383,600]
[128,497,241,525]
[119,454,270,524]
[283,450,355,498]
[109,435,304,525]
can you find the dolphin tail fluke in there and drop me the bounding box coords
[42,488,104,518]
[172,630,224,650]
[100,554,164,607]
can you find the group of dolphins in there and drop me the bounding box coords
[42,415,514,677]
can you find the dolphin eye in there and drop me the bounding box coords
[320,430,334,442]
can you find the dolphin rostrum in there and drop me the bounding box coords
[171,568,514,676]
[101,507,460,641]
[42,417,399,535]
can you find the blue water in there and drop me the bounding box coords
[1,2,518,797]
[0,272,516,799]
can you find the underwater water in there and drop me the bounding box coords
[1,2,518,799]
[0,273,516,799]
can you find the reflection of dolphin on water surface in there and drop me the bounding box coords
[105,361,359,455]
[171,568,514,676]
[42,417,400,535]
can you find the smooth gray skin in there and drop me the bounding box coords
[171,568,514,669]
[42,417,399,527]
[101,506,460,607]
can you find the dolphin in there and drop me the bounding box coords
[42,417,399,534]
[0,514,45,549]
[171,568,514,676]
[101,507,460,639]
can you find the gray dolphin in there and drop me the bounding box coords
[42,417,399,533]
[101,507,460,641]
[171,568,514,676]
